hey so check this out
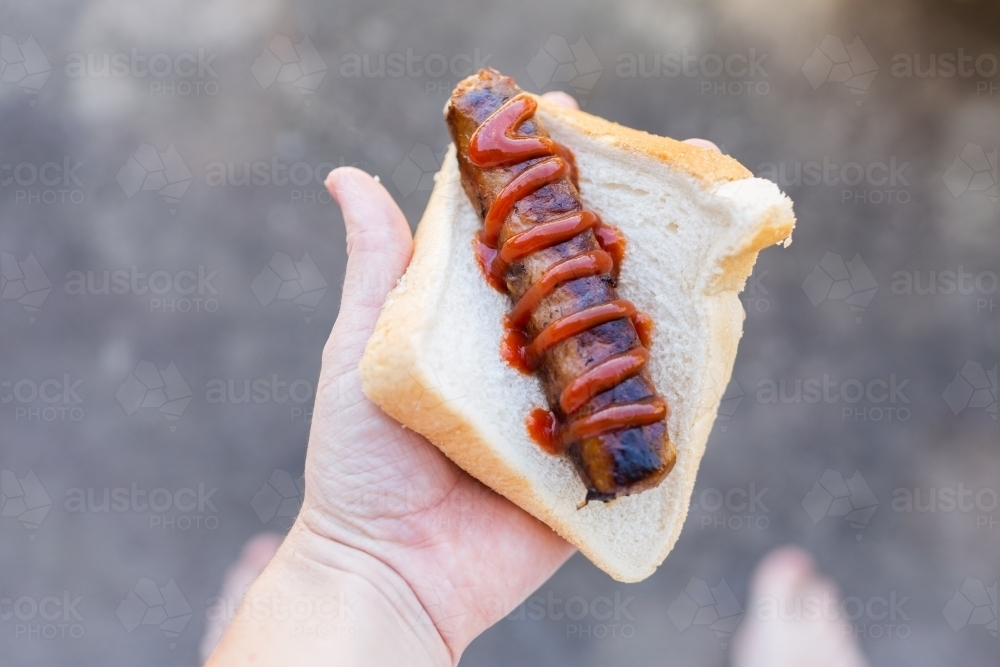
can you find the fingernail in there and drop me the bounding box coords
[326,166,371,205]
[541,90,579,110]
[683,138,722,154]
[325,166,348,192]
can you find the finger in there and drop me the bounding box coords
[323,167,413,371]
[541,90,579,110]
[683,138,722,153]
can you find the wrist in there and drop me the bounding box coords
[206,520,452,667]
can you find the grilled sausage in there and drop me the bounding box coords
[445,68,676,502]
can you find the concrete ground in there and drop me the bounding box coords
[1,0,997,665]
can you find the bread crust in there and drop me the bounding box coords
[533,95,752,184]
[359,103,794,581]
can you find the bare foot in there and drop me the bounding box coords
[731,546,869,667]
[200,533,283,663]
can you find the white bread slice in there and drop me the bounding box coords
[359,96,795,582]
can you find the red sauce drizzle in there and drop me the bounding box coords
[592,223,626,279]
[632,312,654,348]
[500,327,531,373]
[525,408,562,454]
[468,93,664,450]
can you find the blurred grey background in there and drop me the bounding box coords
[1,0,998,665]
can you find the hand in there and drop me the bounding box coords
[206,92,721,667]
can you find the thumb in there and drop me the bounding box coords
[323,167,413,376]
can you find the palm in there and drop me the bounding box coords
[298,166,573,656]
